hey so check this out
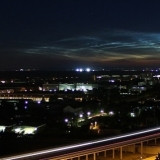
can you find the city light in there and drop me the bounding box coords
[79,68,83,72]
[130,113,135,117]
[76,68,91,72]
[109,111,114,115]
[0,126,6,132]
[86,68,90,72]
[87,112,91,116]
[100,110,104,113]
[76,68,83,72]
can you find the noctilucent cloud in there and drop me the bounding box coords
[1,1,160,70]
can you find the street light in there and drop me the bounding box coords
[100,110,104,113]
[87,112,91,116]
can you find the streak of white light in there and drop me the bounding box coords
[2,127,160,160]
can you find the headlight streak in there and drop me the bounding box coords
[44,131,160,160]
[2,127,160,160]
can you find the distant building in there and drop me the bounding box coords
[42,83,99,92]
[12,124,46,135]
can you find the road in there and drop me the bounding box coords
[2,127,160,160]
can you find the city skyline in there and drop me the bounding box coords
[1,1,160,70]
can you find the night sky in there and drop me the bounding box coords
[1,0,160,70]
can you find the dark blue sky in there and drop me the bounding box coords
[1,0,160,70]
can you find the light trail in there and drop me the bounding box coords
[2,127,160,160]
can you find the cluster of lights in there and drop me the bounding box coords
[12,126,37,135]
[108,111,114,115]
[76,68,91,72]
[0,126,6,132]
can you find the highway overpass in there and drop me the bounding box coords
[2,127,160,160]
